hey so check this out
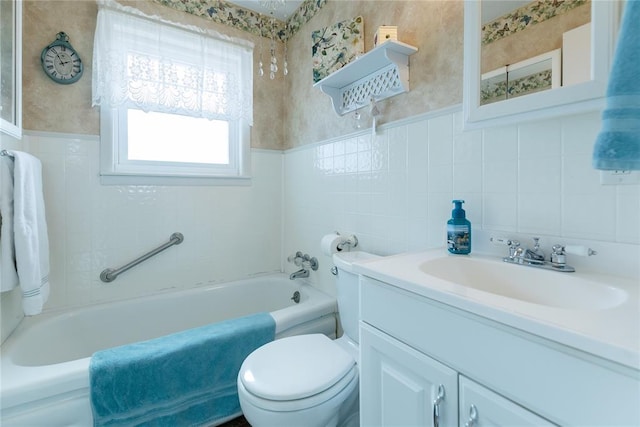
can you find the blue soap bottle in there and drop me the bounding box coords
[447,200,471,254]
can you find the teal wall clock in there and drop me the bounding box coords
[40,32,83,84]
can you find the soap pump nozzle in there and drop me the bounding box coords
[451,199,466,218]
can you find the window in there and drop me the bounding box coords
[127,110,230,165]
[92,0,253,185]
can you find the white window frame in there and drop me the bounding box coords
[94,1,253,186]
[99,107,251,186]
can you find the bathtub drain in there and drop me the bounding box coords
[291,291,301,304]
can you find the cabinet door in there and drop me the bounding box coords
[458,376,556,427]
[360,323,459,427]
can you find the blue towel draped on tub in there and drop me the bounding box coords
[90,312,275,426]
[592,0,640,170]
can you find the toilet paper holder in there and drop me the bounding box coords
[336,232,359,251]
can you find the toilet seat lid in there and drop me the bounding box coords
[239,334,355,401]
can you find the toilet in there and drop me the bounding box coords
[237,251,379,427]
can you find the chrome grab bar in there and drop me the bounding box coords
[100,232,184,283]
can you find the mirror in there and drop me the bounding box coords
[463,0,621,129]
[0,0,22,139]
[481,49,561,105]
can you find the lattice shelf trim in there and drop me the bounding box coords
[341,64,403,114]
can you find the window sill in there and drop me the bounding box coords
[99,172,252,186]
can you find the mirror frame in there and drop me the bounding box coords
[0,0,22,139]
[463,0,621,129]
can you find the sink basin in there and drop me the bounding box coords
[419,256,627,310]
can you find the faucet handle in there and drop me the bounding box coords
[287,252,305,266]
[550,244,593,268]
[564,245,597,257]
[491,237,523,260]
[490,237,520,247]
[552,245,597,258]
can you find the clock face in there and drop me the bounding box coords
[41,44,83,84]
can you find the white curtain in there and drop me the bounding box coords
[92,0,253,125]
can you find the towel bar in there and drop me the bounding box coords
[100,232,184,282]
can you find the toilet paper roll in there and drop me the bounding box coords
[321,233,343,256]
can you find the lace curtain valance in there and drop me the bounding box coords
[92,0,253,124]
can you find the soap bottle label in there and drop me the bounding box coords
[447,224,470,253]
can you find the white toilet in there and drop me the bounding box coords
[237,251,379,427]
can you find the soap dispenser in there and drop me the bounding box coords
[447,200,471,254]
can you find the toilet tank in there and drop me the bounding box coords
[332,251,380,344]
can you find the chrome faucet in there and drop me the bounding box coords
[492,236,596,273]
[502,237,544,265]
[289,268,310,280]
[523,237,545,264]
[287,251,319,280]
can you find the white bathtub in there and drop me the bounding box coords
[0,273,337,426]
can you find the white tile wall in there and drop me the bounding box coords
[3,106,639,314]
[283,108,640,296]
[24,132,283,311]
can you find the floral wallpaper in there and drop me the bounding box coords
[152,0,326,41]
[311,16,364,83]
[482,0,588,45]
[480,69,553,105]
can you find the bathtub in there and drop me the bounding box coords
[0,273,337,426]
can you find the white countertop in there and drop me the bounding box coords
[354,249,640,371]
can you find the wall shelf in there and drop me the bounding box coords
[313,40,418,116]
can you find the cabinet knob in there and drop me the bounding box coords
[432,384,445,427]
[464,404,478,427]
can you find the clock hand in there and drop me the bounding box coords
[54,54,70,69]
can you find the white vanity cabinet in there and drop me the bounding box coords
[360,323,459,426]
[359,276,640,426]
[360,324,554,427]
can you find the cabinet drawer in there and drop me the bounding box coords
[360,276,640,426]
[459,376,556,427]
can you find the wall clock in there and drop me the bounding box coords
[40,32,83,84]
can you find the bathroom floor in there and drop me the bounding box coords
[219,415,251,427]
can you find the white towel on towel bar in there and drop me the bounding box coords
[11,151,50,315]
[0,156,19,292]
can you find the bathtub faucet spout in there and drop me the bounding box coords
[289,268,310,280]
[287,253,319,280]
